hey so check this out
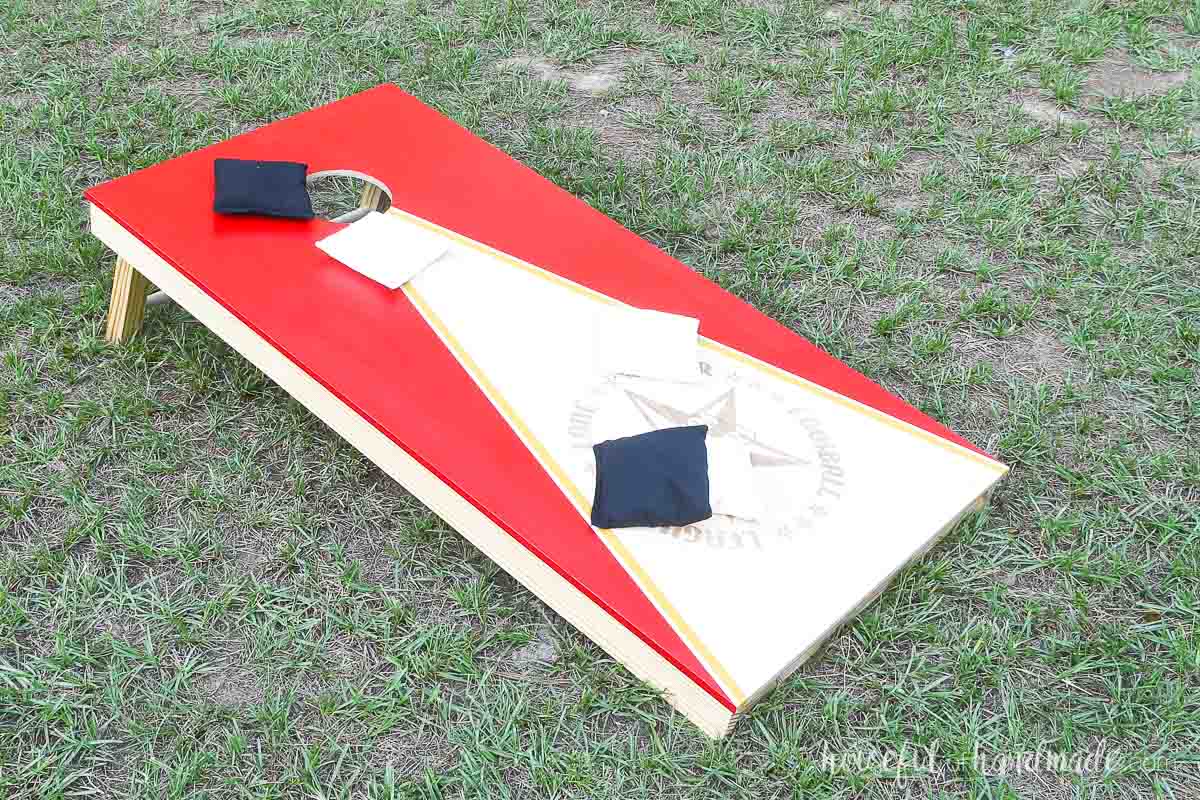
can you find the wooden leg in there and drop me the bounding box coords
[105,257,150,343]
[358,183,386,212]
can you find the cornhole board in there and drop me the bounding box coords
[85,84,1008,738]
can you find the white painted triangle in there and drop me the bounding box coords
[396,209,1007,704]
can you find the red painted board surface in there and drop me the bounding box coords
[86,85,993,710]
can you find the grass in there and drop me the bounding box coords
[1,0,1199,797]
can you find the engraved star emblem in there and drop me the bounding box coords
[623,387,810,468]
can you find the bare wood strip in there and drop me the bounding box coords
[358,183,385,212]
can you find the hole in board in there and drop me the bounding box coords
[306,170,393,224]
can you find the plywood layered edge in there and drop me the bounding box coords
[88,203,735,738]
[105,257,150,343]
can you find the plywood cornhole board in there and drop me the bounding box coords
[85,85,1007,738]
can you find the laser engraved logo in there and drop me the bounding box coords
[567,358,847,552]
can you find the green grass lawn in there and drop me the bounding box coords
[2,0,1199,796]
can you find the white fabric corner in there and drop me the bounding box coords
[706,435,762,522]
[315,210,449,289]
[592,305,700,381]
